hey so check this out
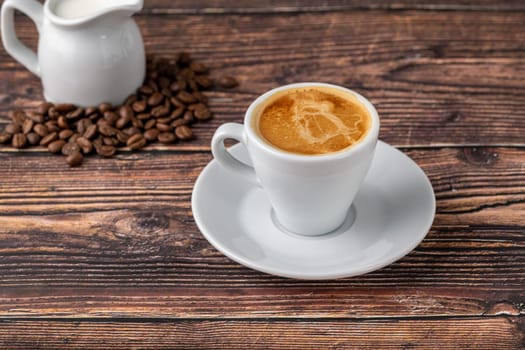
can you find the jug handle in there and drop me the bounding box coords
[1,0,42,77]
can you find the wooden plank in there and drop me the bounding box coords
[0,148,523,318]
[141,0,525,13]
[1,12,525,147]
[0,318,523,349]
[1,148,523,222]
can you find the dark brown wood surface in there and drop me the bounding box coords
[0,0,524,349]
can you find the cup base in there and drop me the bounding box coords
[270,205,357,239]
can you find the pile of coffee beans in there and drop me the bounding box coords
[0,52,238,167]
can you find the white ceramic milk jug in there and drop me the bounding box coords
[1,0,145,107]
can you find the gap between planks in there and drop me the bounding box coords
[0,314,522,322]
[140,6,525,16]
[0,144,525,154]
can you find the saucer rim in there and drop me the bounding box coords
[192,140,436,280]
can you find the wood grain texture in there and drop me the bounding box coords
[1,11,525,147]
[141,0,525,13]
[0,148,523,318]
[0,318,523,350]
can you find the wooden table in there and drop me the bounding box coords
[1,1,524,348]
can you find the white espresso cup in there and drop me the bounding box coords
[211,82,380,236]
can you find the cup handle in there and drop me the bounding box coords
[211,123,260,187]
[1,0,43,77]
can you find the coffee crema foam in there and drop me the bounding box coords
[256,87,371,155]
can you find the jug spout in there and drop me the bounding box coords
[102,0,144,17]
[45,0,143,26]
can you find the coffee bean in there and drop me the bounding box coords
[61,141,80,155]
[161,88,172,98]
[123,126,141,136]
[195,75,213,89]
[219,76,238,88]
[183,110,195,124]
[40,132,58,146]
[128,137,147,150]
[194,105,212,121]
[148,92,164,106]
[12,133,27,148]
[131,117,143,129]
[104,111,119,125]
[92,137,103,147]
[76,119,88,134]
[190,62,209,74]
[171,107,185,120]
[148,80,160,92]
[175,125,193,140]
[158,132,176,144]
[37,102,53,115]
[69,133,81,144]
[83,124,98,139]
[192,91,207,103]
[176,91,197,104]
[0,133,12,144]
[158,76,171,89]
[144,119,157,130]
[137,113,151,120]
[34,124,49,137]
[57,116,69,129]
[132,100,147,113]
[144,129,159,141]
[119,105,135,120]
[95,144,116,158]
[103,137,118,146]
[9,110,27,124]
[5,123,21,135]
[96,119,107,130]
[151,105,170,118]
[8,109,26,123]
[98,103,113,113]
[88,113,100,121]
[169,97,186,109]
[66,151,83,167]
[125,94,138,106]
[170,80,186,93]
[179,68,194,80]
[116,116,130,129]
[79,118,93,130]
[98,123,117,137]
[26,111,45,123]
[116,131,129,144]
[76,137,93,154]
[171,118,185,128]
[66,108,84,120]
[139,85,154,95]
[45,121,60,133]
[188,79,199,92]
[155,123,171,132]
[48,140,66,154]
[85,107,98,117]
[55,104,76,113]
[47,107,60,119]
[59,129,74,140]
[188,103,203,111]
[126,133,144,146]
[157,116,172,125]
[26,132,40,145]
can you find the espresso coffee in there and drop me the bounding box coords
[256,86,371,155]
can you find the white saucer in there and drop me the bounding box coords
[192,141,435,280]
